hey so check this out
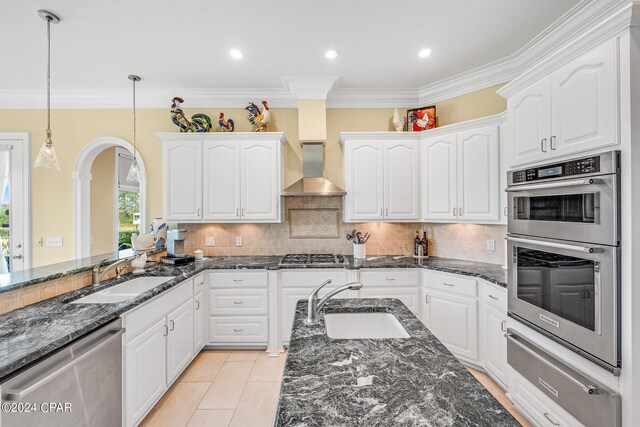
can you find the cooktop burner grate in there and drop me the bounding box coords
[279,254,348,266]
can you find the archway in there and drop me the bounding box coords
[73,136,147,258]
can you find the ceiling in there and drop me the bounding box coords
[1,0,580,106]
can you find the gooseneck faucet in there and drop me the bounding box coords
[92,257,134,285]
[305,279,363,325]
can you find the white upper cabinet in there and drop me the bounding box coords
[241,141,280,221]
[203,141,241,221]
[550,38,618,157]
[342,135,418,222]
[383,141,420,220]
[163,140,203,220]
[505,38,619,167]
[457,126,500,221]
[421,134,458,220]
[159,133,285,223]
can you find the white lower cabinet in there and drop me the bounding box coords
[358,269,421,316]
[193,291,205,352]
[481,300,508,388]
[166,299,194,383]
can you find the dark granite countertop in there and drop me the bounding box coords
[0,256,506,382]
[276,298,518,427]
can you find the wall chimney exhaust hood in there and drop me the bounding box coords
[281,78,345,196]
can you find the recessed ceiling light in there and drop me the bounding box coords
[418,48,432,58]
[325,49,339,59]
[229,49,243,59]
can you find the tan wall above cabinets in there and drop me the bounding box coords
[90,147,116,256]
[436,84,507,127]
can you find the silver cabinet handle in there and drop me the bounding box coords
[550,136,557,151]
[543,413,560,426]
[453,207,457,216]
[233,328,243,333]
[507,236,597,254]
[197,208,201,216]
[385,277,395,281]
[195,300,200,310]
[380,208,383,217]
[501,320,507,332]
[504,206,508,217]
[236,208,240,217]
[425,295,429,303]
[233,301,244,305]
[163,325,169,336]
[241,208,245,216]
[541,138,547,152]
[443,283,455,287]
[488,294,499,300]
[233,278,244,282]
[169,320,175,331]
[196,281,204,287]
[385,208,388,216]
[4,328,125,401]
[459,207,463,216]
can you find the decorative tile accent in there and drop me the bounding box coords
[288,208,339,239]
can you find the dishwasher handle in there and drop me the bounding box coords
[4,327,125,401]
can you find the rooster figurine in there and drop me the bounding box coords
[170,97,212,132]
[218,113,235,132]
[245,100,271,132]
[392,108,406,132]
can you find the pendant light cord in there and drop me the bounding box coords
[46,16,52,141]
[132,77,137,161]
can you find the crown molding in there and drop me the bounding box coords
[327,88,418,108]
[282,76,341,100]
[156,131,287,143]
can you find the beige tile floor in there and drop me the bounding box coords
[140,350,531,427]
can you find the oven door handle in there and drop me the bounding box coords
[506,178,596,192]
[506,236,598,254]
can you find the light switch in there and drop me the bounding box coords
[205,237,215,247]
[235,236,243,247]
[46,237,63,247]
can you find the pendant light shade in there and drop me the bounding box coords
[126,74,141,182]
[34,10,61,170]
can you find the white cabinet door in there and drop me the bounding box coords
[203,141,241,221]
[240,141,279,221]
[163,140,202,220]
[281,289,311,344]
[423,290,478,362]
[383,141,420,220]
[421,134,458,220]
[359,287,421,316]
[193,291,206,353]
[166,299,194,384]
[124,318,167,427]
[550,38,618,157]
[345,141,384,221]
[508,77,551,167]
[457,126,500,221]
[482,303,508,388]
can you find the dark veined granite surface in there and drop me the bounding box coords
[276,298,518,427]
[1,254,506,294]
[0,256,506,382]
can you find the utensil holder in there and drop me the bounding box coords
[353,243,366,259]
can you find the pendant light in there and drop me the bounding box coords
[126,74,142,182]
[33,10,61,170]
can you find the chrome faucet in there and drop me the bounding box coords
[92,257,134,285]
[305,279,363,325]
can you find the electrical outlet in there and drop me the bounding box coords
[486,239,495,251]
[46,237,63,247]
[235,236,243,247]
[205,237,215,247]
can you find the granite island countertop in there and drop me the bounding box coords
[276,298,518,427]
[0,256,506,382]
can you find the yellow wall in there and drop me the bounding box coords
[90,147,115,256]
[0,84,506,267]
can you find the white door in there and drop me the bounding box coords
[240,141,279,221]
[193,291,205,353]
[124,318,167,427]
[383,141,419,220]
[203,141,241,221]
[345,141,384,221]
[421,134,458,221]
[550,38,618,157]
[423,290,478,362]
[508,77,551,167]
[457,126,500,221]
[163,140,202,220]
[0,136,29,271]
[482,304,508,387]
[166,299,194,383]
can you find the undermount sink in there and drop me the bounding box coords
[70,276,175,304]
[324,312,410,339]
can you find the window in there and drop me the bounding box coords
[116,148,140,256]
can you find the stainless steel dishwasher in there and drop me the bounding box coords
[0,319,124,427]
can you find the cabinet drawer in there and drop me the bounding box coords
[209,271,268,288]
[209,317,268,343]
[481,284,507,312]
[123,279,192,340]
[424,272,477,297]
[209,289,268,316]
[193,274,206,294]
[279,270,347,288]
[359,287,421,315]
[359,269,420,287]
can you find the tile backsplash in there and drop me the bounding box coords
[180,197,506,265]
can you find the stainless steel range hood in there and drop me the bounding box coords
[282,142,346,196]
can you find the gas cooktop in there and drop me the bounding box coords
[278,254,349,267]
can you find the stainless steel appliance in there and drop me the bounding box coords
[0,319,124,427]
[279,254,349,267]
[167,228,187,257]
[506,151,620,371]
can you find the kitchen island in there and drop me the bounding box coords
[276,298,518,426]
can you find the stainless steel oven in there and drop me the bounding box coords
[507,151,620,371]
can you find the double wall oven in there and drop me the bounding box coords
[506,151,620,371]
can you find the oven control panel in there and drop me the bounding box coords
[511,155,601,184]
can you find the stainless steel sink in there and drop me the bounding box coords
[70,276,175,304]
[324,312,410,339]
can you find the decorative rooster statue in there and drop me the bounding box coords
[170,97,212,132]
[245,100,271,132]
[218,113,235,132]
[392,108,406,132]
